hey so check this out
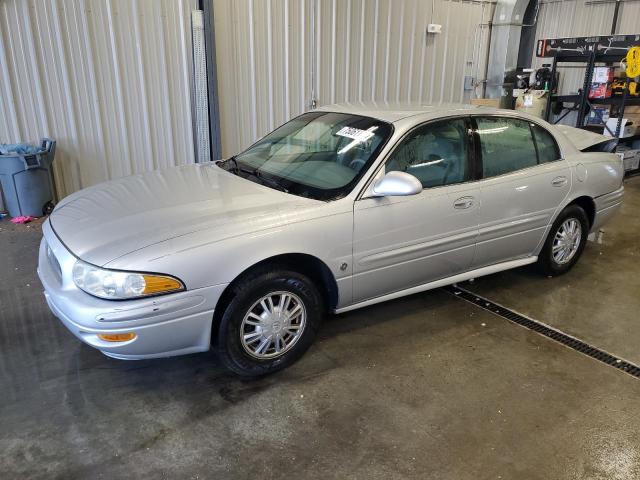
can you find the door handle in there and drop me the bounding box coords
[453,196,474,209]
[551,176,568,187]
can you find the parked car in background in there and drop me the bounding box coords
[38,102,624,376]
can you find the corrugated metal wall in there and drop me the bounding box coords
[532,0,640,95]
[0,0,197,201]
[214,0,494,157]
[4,0,635,201]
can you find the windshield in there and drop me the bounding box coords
[220,111,393,200]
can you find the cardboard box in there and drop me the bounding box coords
[589,82,612,99]
[604,118,636,138]
[616,148,640,171]
[624,106,640,130]
[470,98,502,108]
[587,106,610,125]
[625,156,640,171]
[514,90,548,119]
[593,66,614,83]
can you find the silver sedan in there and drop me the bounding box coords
[38,103,624,376]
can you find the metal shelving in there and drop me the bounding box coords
[538,35,640,138]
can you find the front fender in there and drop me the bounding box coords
[105,210,355,308]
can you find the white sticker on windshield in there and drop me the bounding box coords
[336,126,375,142]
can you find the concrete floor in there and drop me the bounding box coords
[1,177,640,479]
[467,175,640,365]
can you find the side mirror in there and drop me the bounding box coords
[370,171,423,197]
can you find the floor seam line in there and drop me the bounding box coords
[444,284,640,380]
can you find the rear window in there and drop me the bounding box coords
[532,124,560,163]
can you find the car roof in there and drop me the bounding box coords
[315,101,498,123]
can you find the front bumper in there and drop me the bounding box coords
[37,220,228,359]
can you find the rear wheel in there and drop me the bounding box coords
[537,204,589,276]
[214,267,323,377]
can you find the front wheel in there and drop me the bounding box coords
[214,267,323,377]
[537,204,589,277]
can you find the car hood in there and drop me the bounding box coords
[49,163,321,266]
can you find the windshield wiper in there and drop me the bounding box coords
[247,168,290,194]
[219,157,289,194]
[218,156,239,174]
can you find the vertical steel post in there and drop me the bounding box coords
[201,0,222,159]
[615,77,630,138]
[577,49,596,128]
[191,11,211,163]
[545,57,557,122]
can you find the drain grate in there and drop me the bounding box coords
[445,284,640,379]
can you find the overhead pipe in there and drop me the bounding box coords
[484,0,532,99]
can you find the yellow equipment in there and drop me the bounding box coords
[613,47,640,96]
[612,78,639,96]
[625,46,640,78]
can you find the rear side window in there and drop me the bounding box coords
[476,117,538,178]
[532,124,560,163]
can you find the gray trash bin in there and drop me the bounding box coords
[0,138,56,217]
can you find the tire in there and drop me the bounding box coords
[537,204,589,277]
[214,266,323,377]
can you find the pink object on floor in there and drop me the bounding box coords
[10,216,37,224]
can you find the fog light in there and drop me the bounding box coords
[98,332,137,342]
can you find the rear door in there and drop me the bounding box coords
[471,115,571,268]
[352,117,481,303]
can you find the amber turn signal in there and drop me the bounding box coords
[142,275,184,295]
[98,332,137,342]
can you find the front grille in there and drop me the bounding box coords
[46,242,63,283]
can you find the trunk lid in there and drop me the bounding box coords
[555,124,617,152]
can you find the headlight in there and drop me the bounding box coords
[72,260,184,300]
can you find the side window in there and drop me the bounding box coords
[476,117,538,178]
[532,124,561,163]
[386,118,470,188]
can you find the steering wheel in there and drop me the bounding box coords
[348,158,367,171]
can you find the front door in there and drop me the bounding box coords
[471,116,571,268]
[352,117,480,303]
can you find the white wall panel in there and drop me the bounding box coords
[0,0,197,200]
[214,0,493,157]
[214,0,315,158]
[617,1,640,34]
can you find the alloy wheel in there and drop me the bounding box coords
[552,218,582,265]
[240,291,307,359]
